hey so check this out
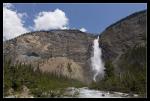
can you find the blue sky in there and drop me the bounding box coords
[13,3,147,33]
[3,3,147,40]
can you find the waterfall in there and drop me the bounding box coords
[91,36,105,82]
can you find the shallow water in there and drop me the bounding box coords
[64,87,138,98]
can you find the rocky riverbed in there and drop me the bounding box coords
[4,87,139,98]
[63,87,139,98]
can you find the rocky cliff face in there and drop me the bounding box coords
[3,30,95,82]
[99,10,147,71]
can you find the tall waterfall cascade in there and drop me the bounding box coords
[91,36,105,82]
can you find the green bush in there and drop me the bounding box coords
[104,60,114,79]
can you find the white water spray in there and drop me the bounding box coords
[91,36,105,82]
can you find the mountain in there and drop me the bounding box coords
[93,10,147,96]
[3,30,95,82]
[3,10,147,81]
[3,10,147,97]
[99,10,147,72]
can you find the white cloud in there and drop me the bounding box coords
[80,28,87,32]
[3,3,13,9]
[3,3,29,41]
[33,8,69,31]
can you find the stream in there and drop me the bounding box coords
[5,87,139,98]
[63,87,139,98]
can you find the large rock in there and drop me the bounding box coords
[39,57,85,81]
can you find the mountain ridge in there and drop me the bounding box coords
[3,29,95,82]
[99,10,146,69]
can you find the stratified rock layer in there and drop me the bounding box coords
[3,30,95,82]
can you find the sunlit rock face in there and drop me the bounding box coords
[3,30,95,82]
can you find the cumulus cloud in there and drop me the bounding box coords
[3,3,13,8]
[3,4,84,41]
[33,9,69,31]
[3,3,29,41]
[80,28,87,32]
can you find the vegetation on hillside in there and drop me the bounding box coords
[89,45,146,97]
[3,44,146,97]
[3,58,85,97]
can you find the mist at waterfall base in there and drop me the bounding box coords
[91,36,105,82]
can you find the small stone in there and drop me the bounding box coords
[102,94,105,96]
[129,92,134,97]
